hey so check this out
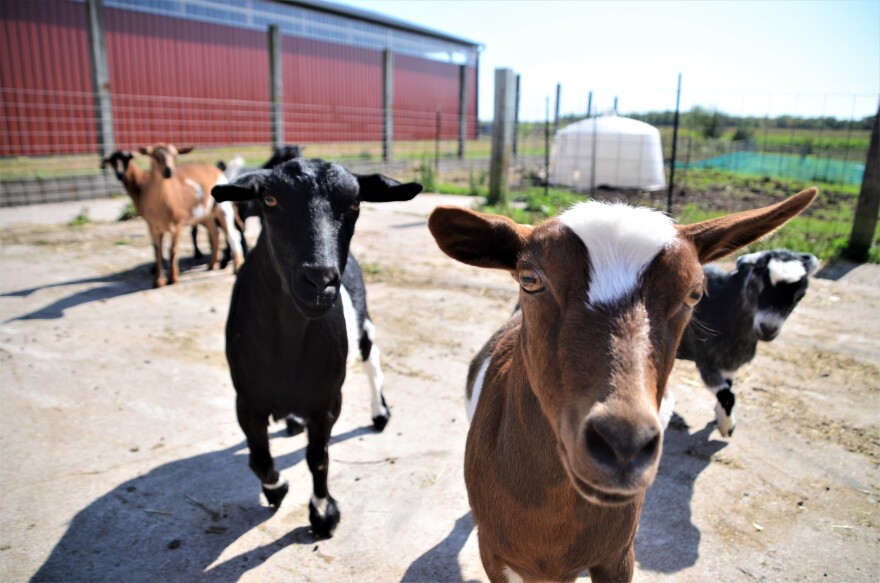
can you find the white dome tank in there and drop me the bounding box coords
[549,114,666,191]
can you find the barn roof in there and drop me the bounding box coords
[278,0,483,49]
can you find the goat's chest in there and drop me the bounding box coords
[226,295,349,407]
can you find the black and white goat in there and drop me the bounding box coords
[212,159,421,538]
[676,248,819,437]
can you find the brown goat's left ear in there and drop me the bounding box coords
[177,146,194,155]
[356,174,422,202]
[678,187,817,264]
[137,147,151,155]
[428,206,532,271]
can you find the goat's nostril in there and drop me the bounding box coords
[302,266,340,291]
[163,168,172,178]
[585,423,617,468]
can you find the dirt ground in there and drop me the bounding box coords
[0,194,878,583]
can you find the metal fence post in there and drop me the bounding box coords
[553,83,561,134]
[383,49,393,162]
[268,25,283,150]
[85,0,114,157]
[667,73,682,215]
[488,68,516,206]
[845,101,880,262]
[458,64,467,159]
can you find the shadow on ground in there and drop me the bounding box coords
[636,420,728,573]
[31,426,374,583]
[2,258,211,321]
[400,512,478,583]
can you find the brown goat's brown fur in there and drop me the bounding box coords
[429,187,817,583]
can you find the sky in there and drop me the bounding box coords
[339,0,880,121]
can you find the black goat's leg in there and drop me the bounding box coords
[236,398,288,508]
[698,366,737,437]
[360,320,390,431]
[191,226,203,259]
[306,401,342,538]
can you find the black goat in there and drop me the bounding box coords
[676,248,819,437]
[212,159,421,538]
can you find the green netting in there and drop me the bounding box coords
[682,152,865,185]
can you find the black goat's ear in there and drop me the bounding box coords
[356,173,422,202]
[212,170,270,202]
[801,253,820,276]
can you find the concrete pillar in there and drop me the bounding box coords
[269,25,283,150]
[488,68,516,206]
[85,0,114,156]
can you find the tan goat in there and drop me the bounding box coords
[134,143,242,287]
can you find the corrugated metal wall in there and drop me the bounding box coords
[1,0,479,156]
[105,5,271,149]
[1,0,96,155]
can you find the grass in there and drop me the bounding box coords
[68,209,92,227]
[473,168,877,265]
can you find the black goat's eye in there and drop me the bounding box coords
[684,289,702,308]
[263,195,277,207]
[519,269,544,293]
[350,201,361,212]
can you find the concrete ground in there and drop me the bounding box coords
[0,194,878,582]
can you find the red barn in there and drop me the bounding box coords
[0,0,481,156]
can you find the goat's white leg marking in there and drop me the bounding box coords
[310,494,330,518]
[466,357,491,424]
[362,320,388,420]
[263,475,288,490]
[658,390,676,430]
[503,566,525,583]
[709,374,736,437]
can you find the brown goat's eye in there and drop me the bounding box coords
[519,269,544,293]
[684,289,703,308]
[263,195,278,207]
[350,201,361,211]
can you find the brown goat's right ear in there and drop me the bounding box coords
[211,170,270,202]
[137,147,151,155]
[428,206,532,270]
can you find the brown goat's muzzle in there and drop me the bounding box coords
[559,404,662,506]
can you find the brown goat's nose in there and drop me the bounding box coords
[585,416,660,471]
[163,167,172,178]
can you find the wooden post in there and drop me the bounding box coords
[845,101,880,262]
[85,0,114,157]
[383,49,393,162]
[513,74,521,158]
[488,68,516,206]
[458,65,467,159]
[268,25,283,150]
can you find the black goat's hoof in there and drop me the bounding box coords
[262,480,289,509]
[309,496,340,539]
[371,413,390,432]
[286,417,305,436]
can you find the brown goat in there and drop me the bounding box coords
[428,188,817,582]
[136,143,240,287]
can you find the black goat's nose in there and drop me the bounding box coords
[301,266,340,291]
[585,417,660,470]
[759,323,778,339]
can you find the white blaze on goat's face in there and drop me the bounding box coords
[767,258,807,286]
[559,202,678,306]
